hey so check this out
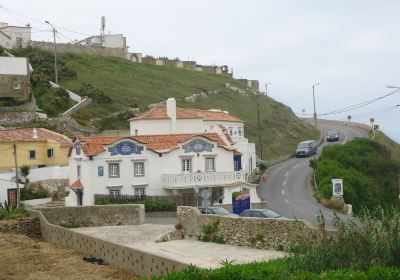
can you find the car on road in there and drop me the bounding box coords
[198,206,238,217]
[326,130,339,142]
[295,140,317,157]
[239,209,284,219]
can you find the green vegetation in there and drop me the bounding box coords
[0,201,29,220]
[199,218,225,243]
[153,208,400,279]
[12,47,319,160]
[374,131,400,163]
[310,138,399,213]
[19,165,30,183]
[20,184,50,201]
[94,197,177,212]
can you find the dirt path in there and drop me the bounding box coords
[0,233,133,280]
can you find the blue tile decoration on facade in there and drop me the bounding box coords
[182,138,214,153]
[108,141,144,155]
[98,166,104,176]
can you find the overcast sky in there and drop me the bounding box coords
[1,0,399,142]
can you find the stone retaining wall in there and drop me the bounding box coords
[0,217,41,236]
[38,205,144,227]
[178,206,316,250]
[29,206,185,277]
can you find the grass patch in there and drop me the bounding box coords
[0,202,29,220]
[311,138,400,213]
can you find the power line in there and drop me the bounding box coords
[319,88,400,116]
[346,104,400,121]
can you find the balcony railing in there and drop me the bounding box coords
[162,171,245,188]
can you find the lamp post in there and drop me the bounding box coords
[312,82,320,127]
[45,20,58,84]
[265,82,272,96]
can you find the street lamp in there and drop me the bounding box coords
[45,20,58,84]
[265,82,272,96]
[312,82,320,127]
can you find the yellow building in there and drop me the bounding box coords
[0,127,71,171]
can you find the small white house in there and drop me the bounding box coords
[0,179,23,206]
[0,22,31,49]
[66,99,259,207]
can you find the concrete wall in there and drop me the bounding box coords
[29,207,186,277]
[38,204,145,227]
[0,217,40,236]
[178,206,316,250]
[31,41,125,58]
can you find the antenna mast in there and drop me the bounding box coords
[101,16,106,47]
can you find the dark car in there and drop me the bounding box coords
[239,209,283,219]
[326,130,339,142]
[295,140,317,157]
[198,206,238,217]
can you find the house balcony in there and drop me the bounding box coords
[162,171,246,189]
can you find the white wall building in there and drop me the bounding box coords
[75,33,127,52]
[0,179,23,206]
[66,98,258,207]
[0,22,31,49]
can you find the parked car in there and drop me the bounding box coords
[197,206,238,217]
[326,130,339,142]
[295,140,317,157]
[239,209,284,219]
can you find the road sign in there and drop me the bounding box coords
[200,189,211,207]
[332,179,343,196]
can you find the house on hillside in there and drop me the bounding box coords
[74,33,128,53]
[0,178,23,206]
[0,22,31,49]
[66,98,258,207]
[0,57,31,104]
[0,128,71,171]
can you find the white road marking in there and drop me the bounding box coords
[284,199,289,204]
[283,180,286,186]
[282,190,285,196]
[285,171,289,177]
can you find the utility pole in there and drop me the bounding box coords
[312,82,319,127]
[255,93,263,159]
[265,82,271,96]
[45,20,58,84]
[13,143,20,208]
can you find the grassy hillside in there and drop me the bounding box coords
[374,131,400,163]
[12,48,320,161]
[311,138,400,213]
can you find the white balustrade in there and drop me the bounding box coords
[162,171,245,188]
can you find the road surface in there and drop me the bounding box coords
[259,120,369,228]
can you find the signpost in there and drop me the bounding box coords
[332,179,343,196]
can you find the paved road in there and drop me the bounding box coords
[259,120,369,228]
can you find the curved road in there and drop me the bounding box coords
[259,120,369,228]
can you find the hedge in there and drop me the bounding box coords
[95,197,177,212]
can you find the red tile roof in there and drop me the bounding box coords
[131,106,243,122]
[0,128,71,147]
[77,133,232,157]
[70,179,84,190]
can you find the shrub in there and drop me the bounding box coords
[78,83,112,104]
[20,184,50,201]
[0,201,29,220]
[287,207,400,273]
[94,197,176,212]
[312,138,400,213]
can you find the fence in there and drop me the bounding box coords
[94,194,195,206]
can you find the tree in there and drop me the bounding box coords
[19,165,30,183]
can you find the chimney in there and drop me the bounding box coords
[32,128,38,139]
[166,98,177,133]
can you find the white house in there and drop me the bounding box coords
[75,33,128,53]
[129,98,256,175]
[66,99,258,207]
[0,22,31,49]
[0,178,23,206]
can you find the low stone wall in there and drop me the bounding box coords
[178,206,315,250]
[29,207,185,276]
[37,205,145,227]
[0,111,38,125]
[218,202,267,213]
[0,217,41,237]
